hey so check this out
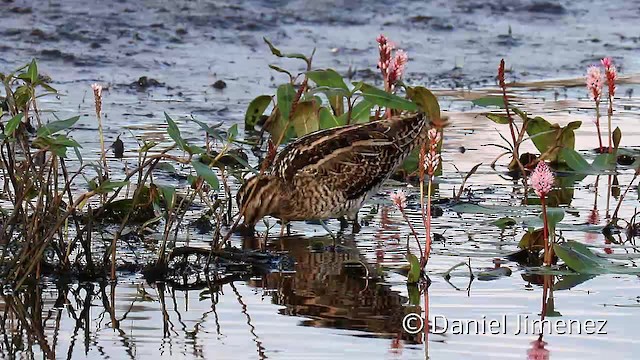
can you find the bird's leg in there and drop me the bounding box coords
[319,220,337,247]
[279,221,287,238]
[347,212,361,234]
[338,216,349,231]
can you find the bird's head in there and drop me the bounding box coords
[236,174,282,227]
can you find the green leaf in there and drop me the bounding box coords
[339,99,372,124]
[472,96,505,108]
[268,64,293,78]
[189,117,224,141]
[485,113,511,124]
[227,124,238,140]
[192,159,220,190]
[613,127,622,151]
[33,134,81,158]
[592,153,617,171]
[164,112,189,152]
[319,107,343,129]
[277,83,296,121]
[406,252,421,284]
[358,83,418,111]
[406,86,440,121]
[307,86,350,99]
[560,148,593,173]
[27,59,38,83]
[4,113,23,137]
[291,100,319,137]
[95,180,130,194]
[554,241,640,275]
[306,69,348,91]
[244,95,272,128]
[526,118,581,164]
[157,185,176,210]
[291,101,320,136]
[37,115,80,136]
[541,207,564,232]
[492,217,516,229]
[407,284,420,306]
[263,37,309,62]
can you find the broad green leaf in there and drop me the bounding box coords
[526,117,581,164]
[192,159,220,190]
[592,153,617,171]
[472,96,505,108]
[227,124,239,141]
[541,207,564,231]
[291,100,319,137]
[492,217,516,229]
[485,113,511,124]
[4,113,23,136]
[406,252,421,284]
[406,86,440,122]
[277,83,296,121]
[244,95,272,128]
[339,99,372,124]
[306,69,349,91]
[307,86,350,99]
[358,83,418,111]
[554,241,640,275]
[407,284,420,306]
[33,134,81,158]
[613,127,622,151]
[518,229,545,251]
[157,185,176,210]
[164,112,189,152]
[37,115,80,136]
[95,180,130,194]
[560,148,593,173]
[319,106,343,129]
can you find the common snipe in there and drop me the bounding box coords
[237,112,429,232]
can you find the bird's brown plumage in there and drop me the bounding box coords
[237,112,428,227]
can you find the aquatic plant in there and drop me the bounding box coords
[484,59,582,175]
[530,161,555,265]
[602,57,617,153]
[586,65,604,151]
[419,128,441,268]
[0,59,250,287]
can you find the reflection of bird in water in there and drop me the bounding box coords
[236,112,429,235]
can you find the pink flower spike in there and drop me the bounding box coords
[601,57,617,97]
[530,161,554,197]
[586,65,603,102]
[390,190,407,211]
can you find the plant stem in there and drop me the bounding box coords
[420,178,433,268]
[607,94,613,153]
[595,102,603,152]
[612,174,638,219]
[541,197,550,265]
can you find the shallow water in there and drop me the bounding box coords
[2,0,640,359]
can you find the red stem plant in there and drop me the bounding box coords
[601,57,617,153]
[586,65,604,152]
[529,161,555,265]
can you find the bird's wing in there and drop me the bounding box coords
[305,136,406,200]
